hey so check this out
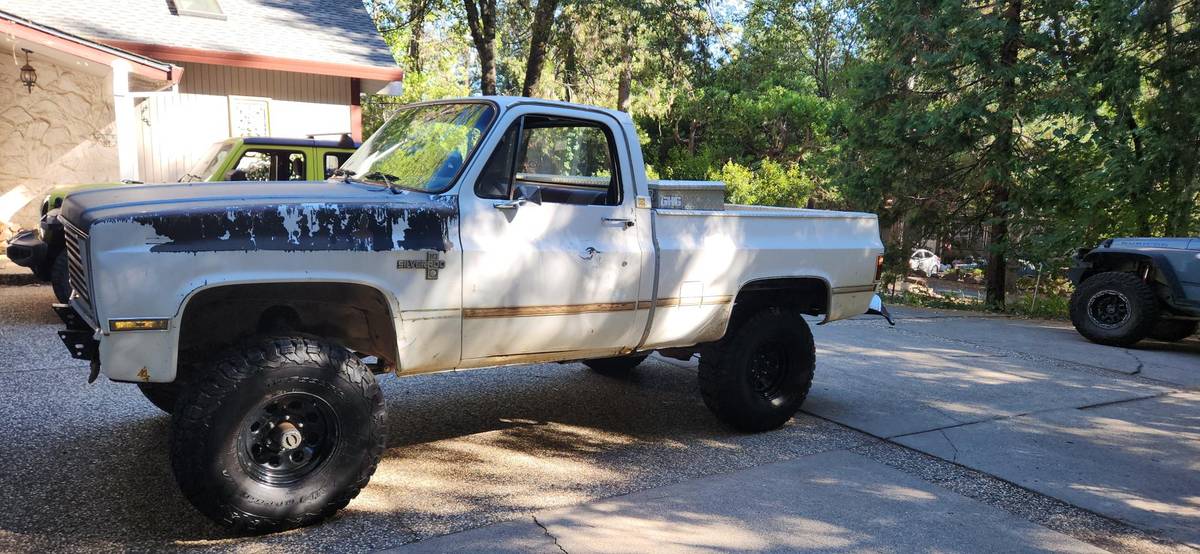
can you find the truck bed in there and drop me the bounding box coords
[641,202,882,349]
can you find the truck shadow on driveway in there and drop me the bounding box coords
[0,357,867,551]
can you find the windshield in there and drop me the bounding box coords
[181,141,235,182]
[339,102,495,193]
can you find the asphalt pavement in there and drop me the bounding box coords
[1,256,1197,553]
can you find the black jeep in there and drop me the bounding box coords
[1068,237,1200,346]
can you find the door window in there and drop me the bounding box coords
[228,150,305,181]
[323,152,353,178]
[476,116,620,206]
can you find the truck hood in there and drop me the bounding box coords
[1105,237,1199,251]
[60,180,458,253]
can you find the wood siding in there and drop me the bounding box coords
[136,63,352,183]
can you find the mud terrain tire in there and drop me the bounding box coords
[170,336,385,533]
[1070,271,1159,347]
[699,307,815,432]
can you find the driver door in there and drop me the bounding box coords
[458,108,644,360]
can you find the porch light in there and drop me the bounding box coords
[19,49,37,93]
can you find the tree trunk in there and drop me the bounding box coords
[985,0,1022,308]
[464,0,498,95]
[616,26,634,112]
[522,0,560,97]
[407,0,428,72]
[560,18,577,102]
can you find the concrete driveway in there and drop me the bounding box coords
[0,258,1197,552]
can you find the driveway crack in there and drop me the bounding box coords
[938,429,959,462]
[533,515,568,554]
[1120,348,1145,375]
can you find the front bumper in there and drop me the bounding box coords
[5,229,48,271]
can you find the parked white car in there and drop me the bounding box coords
[53,97,886,532]
[909,248,942,276]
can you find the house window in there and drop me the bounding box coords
[174,0,225,20]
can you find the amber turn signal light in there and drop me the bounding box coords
[875,254,885,282]
[109,319,169,332]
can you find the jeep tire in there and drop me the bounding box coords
[583,354,648,377]
[50,252,70,304]
[1070,271,1159,346]
[170,336,385,533]
[699,307,815,432]
[138,382,181,414]
[1149,319,1198,342]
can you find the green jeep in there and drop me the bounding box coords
[5,136,358,302]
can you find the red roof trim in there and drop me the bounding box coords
[99,40,405,82]
[0,16,180,83]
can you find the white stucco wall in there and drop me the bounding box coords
[0,59,119,233]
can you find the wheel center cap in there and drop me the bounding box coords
[276,422,303,451]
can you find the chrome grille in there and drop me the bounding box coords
[63,221,93,314]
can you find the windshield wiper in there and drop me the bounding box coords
[332,168,355,178]
[362,171,404,194]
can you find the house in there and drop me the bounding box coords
[0,0,402,238]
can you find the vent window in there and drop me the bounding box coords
[173,0,225,20]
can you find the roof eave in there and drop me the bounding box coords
[0,9,181,84]
[100,40,404,82]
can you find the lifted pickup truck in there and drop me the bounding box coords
[5,135,356,302]
[55,98,884,532]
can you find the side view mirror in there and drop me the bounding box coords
[514,184,543,205]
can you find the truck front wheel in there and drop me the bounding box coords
[170,336,386,533]
[1069,271,1159,346]
[699,307,815,432]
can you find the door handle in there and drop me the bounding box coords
[494,198,527,210]
[603,217,635,228]
[580,246,599,260]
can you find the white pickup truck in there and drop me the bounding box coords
[55,97,885,532]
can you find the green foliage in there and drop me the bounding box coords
[359,0,1200,294]
[715,160,815,207]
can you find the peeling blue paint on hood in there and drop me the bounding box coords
[61,180,458,253]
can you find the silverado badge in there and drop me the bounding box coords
[397,252,446,280]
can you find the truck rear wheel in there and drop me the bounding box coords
[699,307,815,432]
[1069,271,1159,346]
[137,382,180,414]
[170,336,385,533]
[583,354,648,377]
[1149,319,1198,342]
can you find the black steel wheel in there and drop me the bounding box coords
[238,393,339,486]
[170,336,385,533]
[1069,271,1159,346]
[699,307,815,432]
